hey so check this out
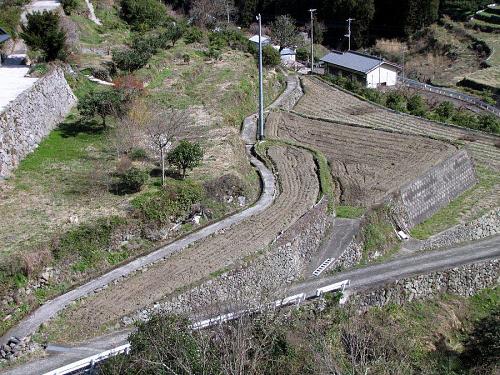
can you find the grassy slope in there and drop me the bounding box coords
[0,10,285,337]
[410,166,500,239]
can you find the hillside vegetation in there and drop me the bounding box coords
[0,0,284,337]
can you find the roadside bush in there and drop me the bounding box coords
[451,110,479,129]
[132,180,204,223]
[112,47,151,72]
[21,11,66,61]
[203,174,245,202]
[477,114,500,134]
[362,88,383,104]
[262,45,280,67]
[111,167,148,195]
[61,0,78,15]
[119,0,170,30]
[385,91,407,112]
[167,140,204,179]
[184,26,203,44]
[434,101,455,120]
[53,216,127,264]
[407,94,428,116]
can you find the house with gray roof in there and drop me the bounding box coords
[320,51,401,88]
[0,28,11,67]
[0,28,10,44]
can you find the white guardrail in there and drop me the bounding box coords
[400,78,500,117]
[42,280,350,375]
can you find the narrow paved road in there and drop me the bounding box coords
[3,235,499,375]
[291,235,500,298]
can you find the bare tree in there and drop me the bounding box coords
[146,107,189,185]
[190,0,236,27]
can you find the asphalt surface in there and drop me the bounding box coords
[3,235,499,375]
[307,218,360,276]
[290,235,500,298]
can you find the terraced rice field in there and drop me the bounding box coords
[294,77,500,222]
[267,112,455,206]
[295,77,500,172]
[45,145,320,341]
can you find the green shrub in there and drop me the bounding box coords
[165,21,186,46]
[53,216,127,263]
[132,180,203,223]
[112,47,151,72]
[362,88,383,104]
[21,11,66,61]
[61,0,78,15]
[112,167,148,195]
[336,205,365,219]
[119,0,170,30]
[451,110,479,129]
[385,91,407,112]
[477,114,500,134]
[78,89,126,127]
[130,148,148,160]
[434,101,455,120]
[262,45,281,68]
[0,4,22,37]
[407,94,428,116]
[167,140,204,179]
[184,26,203,44]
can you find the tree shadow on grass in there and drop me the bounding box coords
[58,118,105,137]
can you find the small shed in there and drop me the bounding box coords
[320,51,401,88]
[248,34,272,46]
[280,47,296,62]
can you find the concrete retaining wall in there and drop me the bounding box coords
[124,198,331,324]
[395,149,477,228]
[0,67,76,178]
[349,259,499,310]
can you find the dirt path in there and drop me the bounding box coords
[47,145,320,342]
[267,111,455,206]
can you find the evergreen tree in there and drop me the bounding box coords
[21,11,66,61]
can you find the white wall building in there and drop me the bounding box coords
[320,51,401,88]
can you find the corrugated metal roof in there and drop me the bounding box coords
[0,27,10,43]
[248,35,271,44]
[320,51,399,74]
[280,48,296,55]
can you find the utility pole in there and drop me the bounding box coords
[345,18,355,51]
[309,9,316,74]
[257,14,265,140]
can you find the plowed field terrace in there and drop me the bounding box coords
[45,145,320,342]
[267,112,455,206]
[296,77,500,172]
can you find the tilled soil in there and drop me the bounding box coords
[48,145,319,341]
[296,77,500,172]
[267,111,456,206]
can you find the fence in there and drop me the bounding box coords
[399,77,500,117]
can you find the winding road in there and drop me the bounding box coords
[3,235,499,375]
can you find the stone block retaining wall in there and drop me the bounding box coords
[397,149,477,228]
[0,67,76,178]
[125,198,331,324]
[350,259,499,310]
